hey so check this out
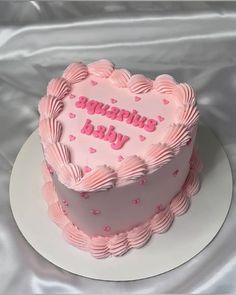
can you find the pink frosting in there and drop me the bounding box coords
[116,155,146,182]
[153,74,177,94]
[88,59,114,78]
[110,69,131,88]
[47,78,71,100]
[38,95,64,119]
[39,118,62,144]
[63,62,88,84]
[43,148,201,258]
[128,74,153,94]
[145,143,174,171]
[170,192,190,216]
[58,163,83,188]
[41,161,52,183]
[177,104,200,128]
[72,166,117,192]
[176,83,196,105]
[42,181,58,205]
[45,143,70,172]
[164,124,190,154]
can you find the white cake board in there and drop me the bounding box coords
[9,124,232,281]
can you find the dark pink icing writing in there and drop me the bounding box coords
[75,96,157,132]
[80,120,130,150]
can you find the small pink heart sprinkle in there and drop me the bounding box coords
[80,192,89,199]
[91,209,101,215]
[172,169,179,177]
[187,138,192,146]
[158,115,165,122]
[69,112,76,119]
[104,225,111,232]
[156,205,165,214]
[118,155,124,162]
[69,135,76,142]
[163,98,170,105]
[69,94,76,99]
[62,200,69,206]
[47,164,54,174]
[84,166,92,173]
[89,147,96,154]
[111,98,117,104]
[138,178,147,185]
[132,198,141,205]
[91,80,98,86]
[139,135,146,142]
[134,96,141,102]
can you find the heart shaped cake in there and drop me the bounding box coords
[39,59,202,258]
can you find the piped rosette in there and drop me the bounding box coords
[153,74,177,94]
[88,59,114,78]
[63,62,88,84]
[47,78,71,100]
[127,74,153,94]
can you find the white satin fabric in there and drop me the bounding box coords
[1,2,236,293]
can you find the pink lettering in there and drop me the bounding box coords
[126,109,138,124]
[81,119,94,135]
[111,134,130,150]
[75,96,88,109]
[144,119,157,132]
[116,109,130,121]
[104,125,117,143]
[86,100,99,115]
[106,107,120,120]
[93,125,107,139]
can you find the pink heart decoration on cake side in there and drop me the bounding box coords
[69,135,76,142]
[111,98,117,104]
[172,169,179,177]
[132,198,141,205]
[163,98,170,105]
[138,178,147,185]
[80,192,89,199]
[91,209,101,215]
[134,96,142,102]
[139,135,146,142]
[118,155,124,162]
[89,147,96,154]
[83,166,92,173]
[69,112,76,119]
[158,115,165,122]
[91,80,98,86]
[104,225,111,232]
[187,138,192,146]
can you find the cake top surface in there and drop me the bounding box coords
[39,59,199,192]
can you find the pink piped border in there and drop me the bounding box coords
[42,148,202,259]
[38,59,200,192]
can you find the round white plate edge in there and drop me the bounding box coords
[9,126,233,281]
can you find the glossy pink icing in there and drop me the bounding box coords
[47,78,70,100]
[42,147,201,258]
[63,62,88,83]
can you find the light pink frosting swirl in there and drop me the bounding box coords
[110,69,131,88]
[154,74,177,94]
[73,166,117,192]
[117,155,147,182]
[41,161,52,183]
[39,118,62,144]
[170,192,190,216]
[175,83,196,105]
[45,143,70,172]
[63,62,88,84]
[42,181,58,205]
[47,78,71,100]
[145,143,174,171]
[164,124,190,154]
[58,163,83,188]
[38,95,64,119]
[44,148,201,258]
[177,104,200,128]
[48,201,69,228]
[88,59,114,78]
[128,74,153,94]
[184,169,200,196]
